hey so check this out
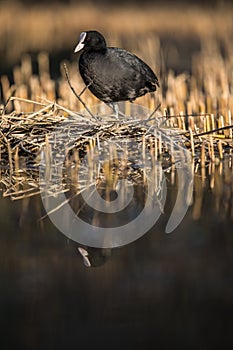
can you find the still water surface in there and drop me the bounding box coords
[0,167,232,349]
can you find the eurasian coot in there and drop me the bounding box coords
[74,30,159,115]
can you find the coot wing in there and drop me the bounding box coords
[109,47,159,86]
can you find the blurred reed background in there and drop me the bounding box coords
[0,0,233,73]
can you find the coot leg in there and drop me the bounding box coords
[108,102,120,119]
[108,103,127,120]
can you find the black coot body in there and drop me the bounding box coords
[74,30,159,104]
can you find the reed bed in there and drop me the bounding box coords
[0,33,233,213]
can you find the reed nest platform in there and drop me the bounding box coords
[0,97,232,201]
[1,97,233,163]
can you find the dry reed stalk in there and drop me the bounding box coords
[189,127,195,157]
[188,115,195,130]
[218,115,224,135]
[228,111,233,139]
[210,114,215,131]
[201,142,206,168]
[1,76,11,103]
[158,133,162,157]
[218,140,223,160]
[154,130,158,160]
[14,146,19,173]
[209,136,215,162]
[206,115,211,132]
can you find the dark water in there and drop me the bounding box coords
[0,172,232,350]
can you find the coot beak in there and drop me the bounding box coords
[74,32,87,53]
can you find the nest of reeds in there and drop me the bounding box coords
[0,96,232,201]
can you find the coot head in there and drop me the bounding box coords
[74,31,107,53]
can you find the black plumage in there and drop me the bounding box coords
[74,30,159,105]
